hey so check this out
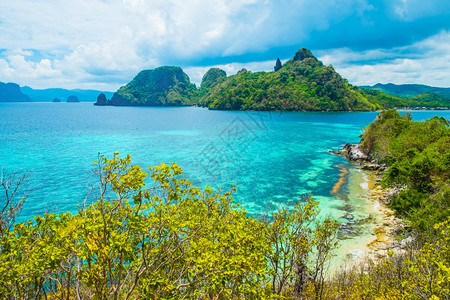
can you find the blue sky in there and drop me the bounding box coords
[0,0,449,90]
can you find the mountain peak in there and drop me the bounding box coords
[292,48,315,62]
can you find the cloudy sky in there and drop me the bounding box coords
[0,0,449,90]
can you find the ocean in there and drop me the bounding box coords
[1,103,448,246]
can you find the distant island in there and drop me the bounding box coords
[67,95,80,103]
[21,86,114,102]
[0,82,114,102]
[0,82,31,102]
[361,83,450,98]
[95,48,450,111]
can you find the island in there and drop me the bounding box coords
[67,95,80,103]
[95,66,197,106]
[0,82,31,102]
[95,48,450,110]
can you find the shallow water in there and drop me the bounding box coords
[1,103,448,258]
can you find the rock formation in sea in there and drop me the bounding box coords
[95,93,108,105]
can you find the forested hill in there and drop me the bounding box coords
[95,48,450,110]
[361,83,450,98]
[199,48,379,111]
[98,66,197,106]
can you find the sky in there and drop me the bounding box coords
[0,0,449,91]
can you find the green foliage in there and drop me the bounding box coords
[411,92,450,107]
[0,153,339,299]
[360,110,450,231]
[108,66,197,106]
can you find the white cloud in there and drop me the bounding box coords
[319,31,450,87]
[0,0,448,89]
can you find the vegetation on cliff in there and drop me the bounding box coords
[360,110,449,231]
[321,111,450,299]
[102,66,197,106]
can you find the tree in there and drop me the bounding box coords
[0,154,340,299]
[0,168,28,237]
[264,197,339,298]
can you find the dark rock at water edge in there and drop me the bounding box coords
[0,82,31,102]
[52,97,61,102]
[95,93,108,105]
[67,95,80,102]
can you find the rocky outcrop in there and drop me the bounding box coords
[201,68,227,90]
[332,143,369,161]
[331,143,389,172]
[274,58,282,72]
[52,97,61,102]
[0,82,31,102]
[95,93,107,105]
[67,95,80,102]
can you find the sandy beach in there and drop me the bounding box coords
[328,164,404,272]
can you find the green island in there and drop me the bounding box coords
[95,48,449,111]
[1,111,448,299]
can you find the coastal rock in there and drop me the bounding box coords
[52,97,61,102]
[342,213,354,220]
[333,143,370,161]
[361,163,380,170]
[95,93,107,105]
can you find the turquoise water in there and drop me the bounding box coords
[1,103,449,223]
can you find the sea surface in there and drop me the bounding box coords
[1,103,449,235]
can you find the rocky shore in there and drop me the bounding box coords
[331,143,412,264]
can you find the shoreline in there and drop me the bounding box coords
[329,162,405,272]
